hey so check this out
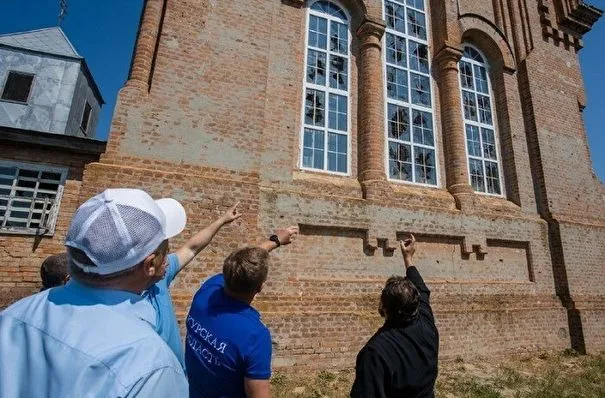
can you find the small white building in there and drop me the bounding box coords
[0,27,104,138]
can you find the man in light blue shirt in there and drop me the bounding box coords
[0,189,189,397]
[144,200,241,369]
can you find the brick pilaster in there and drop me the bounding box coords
[126,0,166,91]
[434,45,474,201]
[356,17,389,200]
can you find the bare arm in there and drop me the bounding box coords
[174,202,241,275]
[258,226,299,252]
[244,378,271,398]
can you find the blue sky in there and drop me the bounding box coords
[1,0,603,181]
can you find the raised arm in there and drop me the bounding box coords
[400,234,431,298]
[174,202,242,275]
[258,226,299,252]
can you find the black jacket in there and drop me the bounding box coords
[350,266,439,398]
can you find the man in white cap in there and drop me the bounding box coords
[145,201,242,370]
[0,188,189,397]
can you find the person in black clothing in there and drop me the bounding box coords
[351,234,439,398]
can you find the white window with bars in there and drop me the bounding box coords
[458,45,504,196]
[300,0,351,175]
[383,0,438,186]
[0,161,67,235]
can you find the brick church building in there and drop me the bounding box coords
[2,0,604,367]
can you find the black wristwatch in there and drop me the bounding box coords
[269,234,281,247]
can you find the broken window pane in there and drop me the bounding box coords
[414,147,436,184]
[474,64,489,94]
[386,66,408,102]
[412,110,433,146]
[466,125,481,157]
[385,1,406,33]
[462,90,477,121]
[407,9,426,40]
[329,55,347,90]
[481,128,498,160]
[302,3,349,173]
[406,0,424,11]
[386,33,406,68]
[410,73,431,107]
[304,89,325,126]
[469,158,485,192]
[388,104,410,141]
[477,94,492,125]
[306,50,327,85]
[460,61,474,90]
[330,21,348,54]
[409,41,429,74]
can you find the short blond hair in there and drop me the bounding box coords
[223,246,270,294]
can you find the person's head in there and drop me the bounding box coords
[40,253,70,290]
[379,276,420,323]
[65,188,186,293]
[222,246,270,301]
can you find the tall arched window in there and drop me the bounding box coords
[301,1,350,174]
[459,45,503,195]
[383,0,437,185]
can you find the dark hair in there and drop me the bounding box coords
[223,246,270,295]
[379,276,420,323]
[40,253,70,289]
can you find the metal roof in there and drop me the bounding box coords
[0,27,81,59]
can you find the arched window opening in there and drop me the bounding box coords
[459,45,503,195]
[383,0,437,186]
[300,1,350,174]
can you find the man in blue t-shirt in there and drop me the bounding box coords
[185,226,299,398]
[145,202,242,369]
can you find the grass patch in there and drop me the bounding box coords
[271,351,605,398]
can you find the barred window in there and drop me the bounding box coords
[384,0,437,186]
[0,161,66,235]
[301,1,350,174]
[459,45,503,195]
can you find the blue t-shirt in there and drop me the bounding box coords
[145,253,185,369]
[185,274,272,398]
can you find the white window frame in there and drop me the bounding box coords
[458,44,505,197]
[299,0,352,176]
[0,161,67,236]
[382,0,440,188]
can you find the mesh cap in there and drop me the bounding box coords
[65,189,186,275]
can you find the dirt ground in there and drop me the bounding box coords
[271,350,605,398]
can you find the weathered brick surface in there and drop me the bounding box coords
[0,143,100,299]
[2,0,603,368]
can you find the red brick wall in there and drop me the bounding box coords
[0,143,101,308]
[94,0,603,363]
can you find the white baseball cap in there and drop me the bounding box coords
[65,188,186,275]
